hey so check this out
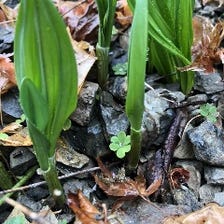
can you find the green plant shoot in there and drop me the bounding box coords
[14,0,78,206]
[147,0,195,94]
[200,103,218,123]
[95,0,116,88]
[109,131,131,159]
[126,0,148,170]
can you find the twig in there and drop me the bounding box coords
[4,197,50,224]
[0,166,100,195]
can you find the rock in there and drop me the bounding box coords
[56,138,89,169]
[187,94,208,104]
[174,125,195,159]
[199,184,222,204]
[70,81,99,126]
[4,0,19,8]
[1,88,23,122]
[10,147,37,176]
[142,89,175,149]
[172,188,200,211]
[64,114,108,158]
[100,91,129,139]
[116,199,192,224]
[188,121,224,166]
[204,166,224,184]
[0,26,14,53]
[194,71,224,94]
[108,76,127,103]
[17,195,42,212]
[214,192,224,206]
[174,161,201,196]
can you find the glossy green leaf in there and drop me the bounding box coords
[14,0,78,156]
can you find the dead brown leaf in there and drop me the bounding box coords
[58,0,98,43]
[180,17,224,73]
[163,203,224,224]
[0,54,16,94]
[0,3,17,23]
[202,0,224,6]
[67,190,106,224]
[116,0,132,27]
[168,167,190,189]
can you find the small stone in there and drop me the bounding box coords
[108,76,127,103]
[0,26,14,53]
[10,147,37,176]
[172,188,200,211]
[142,89,175,148]
[188,121,224,166]
[204,166,224,184]
[187,94,208,104]
[214,192,224,206]
[100,91,129,139]
[199,184,222,204]
[70,81,99,126]
[194,71,224,94]
[17,195,42,212]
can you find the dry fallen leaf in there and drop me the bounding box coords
[116,0,132,27]
[202,0,224,6]
[0,123,32,147]
[58,0,98,43]
[68,190,106,224]
[180,17,224,73]
[0,54,16,94]
[163,203,224,224]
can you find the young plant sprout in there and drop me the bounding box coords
[14,0,78,206]
[112,62,128,76]
[95,0,116,88]
[109,131,131,159]
[125,0,148,170]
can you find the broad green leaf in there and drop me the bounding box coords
[20,78,48,131]
[122,145,131,153]
[117,149,126,159]
[14,0,78,156]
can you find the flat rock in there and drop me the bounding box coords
[194,71,224,94]
[70,81,99,126]
[204,166,224,184]
[0,25,14,53]
[188,121,224,166]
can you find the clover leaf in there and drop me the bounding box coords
[109,131,131,159]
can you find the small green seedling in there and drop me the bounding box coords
[112,62,128,75]
[109,131,131,159]
[200,103,218,123]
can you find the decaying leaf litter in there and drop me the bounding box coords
[0,0,224,223]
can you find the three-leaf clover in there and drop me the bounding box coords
[112,62,128,75]
[199,103,218,123]
[109,131,131,159]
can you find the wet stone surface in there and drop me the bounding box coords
[204,166,224,184]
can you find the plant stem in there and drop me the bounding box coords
[127,128,142,170]
[96,44,109,89]
[42,157,65,207]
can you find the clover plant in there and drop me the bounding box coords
[14,0,78,206]
[112,62,128,76]
[109,131,131,159]
[95,0,116,88]
[200,103,218,123]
